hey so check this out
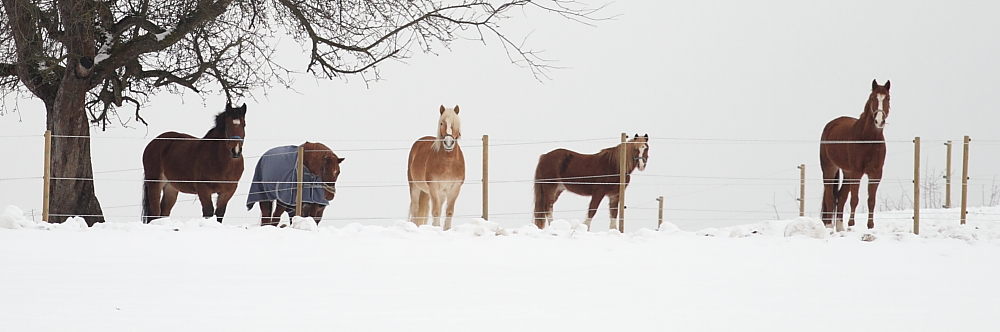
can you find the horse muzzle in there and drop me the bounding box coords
[230,136,244,158]
[635,156,647,171]
[442,135,456,151]
[874,111,886,129]
[323,183,337,199]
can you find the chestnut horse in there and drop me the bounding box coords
[533,134,649,230]
[820,79,890,231]
[407,105,465,230]
[246,142,344,226]
[142,102,247,223]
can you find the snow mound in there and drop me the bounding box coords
[1,206,89,230]
[290,216,318,231]
[1,205,36,229]
[783,217,828,239]
[452,218,505,236]
[657,221,680,233]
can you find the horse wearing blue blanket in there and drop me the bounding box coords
[247,142,344,226]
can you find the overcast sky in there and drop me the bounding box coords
[3,1,999,231]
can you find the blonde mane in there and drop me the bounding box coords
[431,106,462,152]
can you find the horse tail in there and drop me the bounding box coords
[533,155,548,228]
[141,173,151,224]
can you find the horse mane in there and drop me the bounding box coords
[204,111,229,138]
[596,143,635,173]
[431,106,462,152]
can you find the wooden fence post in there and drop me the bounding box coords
[43,130,51,223]
[482,134,489,221]
[657,196,664,229]
[944,140,952,208]
[295,144,305,218]
[961,136,970,225]
[618,133,627,232]
[798,164,806,217]
[913,137,920,235]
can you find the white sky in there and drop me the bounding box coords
[2,0,999,231]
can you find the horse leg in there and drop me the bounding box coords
[408,184,424,226]
[273,202,289,227]
[144,177,165,223]
[195,185,215,219]
[584,194,603,231]
[443,186,462,231]
[608,194,620,231]
[866,173,882,229]
[547,187,564,228]
[259,201,275,226]
[429,189,444,228]
[159,183,180,218]
[213,189,236,224]
[834,175,852,232]
[846,174,862,228]
[313,205,326,224]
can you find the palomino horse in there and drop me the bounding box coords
[407,105,465,230]
[820,79,890,231]
[246,142,344,226]
[533,134,649,230]
[142,102,247,223]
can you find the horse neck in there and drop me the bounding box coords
[853,102,884,140]
[599,144,636,174]
[202,128,235,163]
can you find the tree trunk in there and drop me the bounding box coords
[46,0,104,226]
[47,65,104,226]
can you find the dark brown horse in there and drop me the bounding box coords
[142,102,247,223]
[246,142,344,226]
[820,79,890,230]
[533,134,649,231]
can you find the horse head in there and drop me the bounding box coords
[630,133,650,171]
[868,79,890,129]
[223,102,247,158]
[436,105,462,152]
[302,142,344,201]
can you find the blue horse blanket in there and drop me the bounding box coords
[246,145,328,210]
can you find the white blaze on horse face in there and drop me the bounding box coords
[874,94,886,129]
[233,119,241,125]
[637,144,647,171]
[442,117,456,151]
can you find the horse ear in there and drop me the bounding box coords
[240,103,247,112]
[872,79,878,90]
[439,105,446,114]
[634,133,639,139]
[453,105,460,114]
[644,133,649,139]
[338,157,345,163]
[884,80,890,91]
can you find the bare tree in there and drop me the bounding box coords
[0,0,603,225]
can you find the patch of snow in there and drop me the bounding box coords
[290,216,318,231]
[154,27,174,41]
[783,217,828,239]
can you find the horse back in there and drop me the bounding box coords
[143,132,196,176]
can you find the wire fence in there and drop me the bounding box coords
[3,133,1000,230]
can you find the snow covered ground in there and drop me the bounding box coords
[2,204,999,331]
